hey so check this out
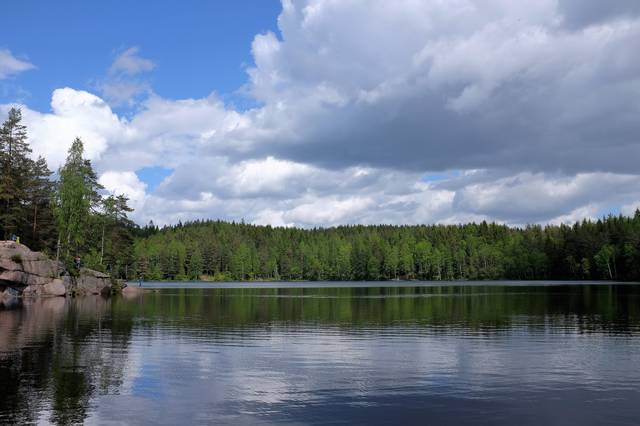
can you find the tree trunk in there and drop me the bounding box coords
[100,223,105,265]
[32,203,38,242]
[55,235,61,277]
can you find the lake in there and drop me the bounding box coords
[1,282,640,425]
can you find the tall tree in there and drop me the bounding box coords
[0,108,31,239]
[54,138,103,265]
[24,156,56,251]
[100,194,134,265]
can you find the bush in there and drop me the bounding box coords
[64,258,80,278]
[10,254,22,264]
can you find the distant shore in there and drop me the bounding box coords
[125,280,638,290]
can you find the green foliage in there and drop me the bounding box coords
[130,213,640,282]
[54,138,104,260]
[0,108,31,240]
[50,138,135,279]
[0,113,136,280]
[594,244,615,279]
[10,254,22,264]
[0,108,57,250]
[82,249,103,272]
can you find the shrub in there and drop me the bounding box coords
[10,254,22,264]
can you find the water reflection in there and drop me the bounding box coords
[1,284,640,425]
[0,296,132,425]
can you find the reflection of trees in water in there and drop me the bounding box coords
[113,285,640,336]
[0,296,134,425]
[1,285,639,424]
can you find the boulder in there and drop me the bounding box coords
[122,285,145,299]
[44,279,66,296]
[73,268,111,295]
[1,286,20,299]
[24,284,45,296]
[0,241,59,287]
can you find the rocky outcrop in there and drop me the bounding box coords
[0,241,59,285]
[0,241,111,297]
[72,268,111,295]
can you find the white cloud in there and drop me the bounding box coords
[109,47,155,76]
[218,156,313,198]
[451,172,640,224]
[0,49,34,79]
[284,195,374,226]
[2,1,640,227]
[5,88,127,169]
[238,0,640,175]
[97,47,156,106]
[96,80,151,107]
[98,171,148,212]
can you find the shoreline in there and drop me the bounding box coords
[124,279,640,290]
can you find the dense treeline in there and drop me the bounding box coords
[0,108,134,278]
[132,213,640,282]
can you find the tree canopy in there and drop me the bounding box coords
[131,213,640,282]
[0,109,134,277]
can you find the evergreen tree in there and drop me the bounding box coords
[24,156,56,251]
[186,246,203,280]
[0,108,31,239]
[99,194,134,266]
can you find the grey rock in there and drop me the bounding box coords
[74,268,111,295]
[0,241,110,297]
[44,279,66,296]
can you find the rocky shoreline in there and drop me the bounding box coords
[0,241,112,298]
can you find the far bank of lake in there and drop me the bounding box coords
[127,279,639,289]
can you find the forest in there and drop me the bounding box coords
[2,107,640,283]
[0,108,134,277]
[132,214,640,282]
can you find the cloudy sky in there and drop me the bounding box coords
[1,0,639,227]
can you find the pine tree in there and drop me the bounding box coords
[0,108,32,240]
[24,156,56,251]
[100,194,134,266]
[186,246,203,280]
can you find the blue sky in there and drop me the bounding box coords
[1,0,279,111]
[1,1,639,227]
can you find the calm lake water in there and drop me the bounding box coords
[1,282,640,425]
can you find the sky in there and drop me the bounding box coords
[1,0,639,228]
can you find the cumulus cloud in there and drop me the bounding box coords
[2,88,127,169]
[450,171,640,224]
[98,171,148,212]
[237,0,640,175]
[2,1,640,227]
[0,49,34,79]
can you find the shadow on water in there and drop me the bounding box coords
[0,283,639,425]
